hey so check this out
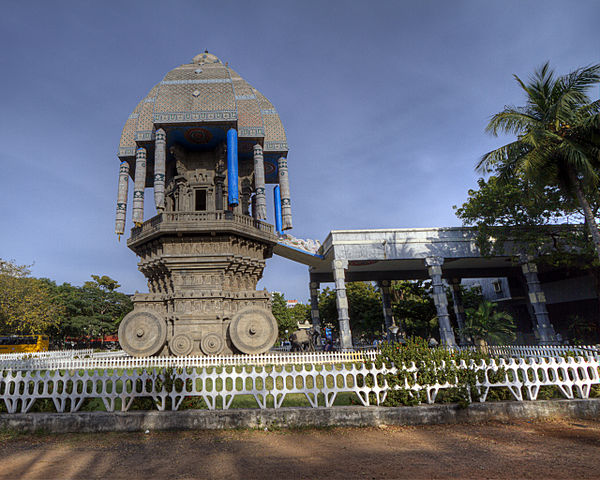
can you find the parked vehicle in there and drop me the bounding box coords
[0,335,49,354]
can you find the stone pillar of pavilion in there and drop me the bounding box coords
[309,278,321,334]
[332,259,353,349]
[449,278,468,346]
[214,173,225,211]
[115,161,129,236]
[377,280,396,341]
[425,257,457,347]
[520,256,558,345]
[253,144,268,220]
[132,147,147,225]
[251,194,258,220]
[153,128,166,212]
[277,156,293,230]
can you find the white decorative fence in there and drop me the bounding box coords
[0,349,94,361]
[0,350,380,371]
[460,344,600,359]
[1,356,599,414]
[2,344,596,371]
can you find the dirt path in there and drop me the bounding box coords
[1,419,599,479]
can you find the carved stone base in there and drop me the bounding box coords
[119,292,277,356]
[120,219,279,357]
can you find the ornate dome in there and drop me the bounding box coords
[118,52,288,170]
[191,51,222,64]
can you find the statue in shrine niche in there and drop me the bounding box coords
[113,51,294,356]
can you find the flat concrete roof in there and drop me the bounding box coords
[275,227,521,283]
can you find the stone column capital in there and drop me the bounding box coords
[516,253,536,264]
[155,128,166,143]
[425,256,444,268]
[332,259,348,270]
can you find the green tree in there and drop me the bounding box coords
[461,301,516,348]
[271,292,296,340]
[454,175,582,256]
[289,302,311,328]
[318,282,384,339]
[390,281,438,340]
[0,259,64,335]
[477,62,600,261]
[318,287,338,331]
[51,275,132,342]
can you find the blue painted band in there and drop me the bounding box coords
[273,185,282,235]
[227,128,239,206]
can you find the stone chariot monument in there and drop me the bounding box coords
[114,52,293,357]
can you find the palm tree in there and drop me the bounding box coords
[477,63,600,261]
[461,301,516,350]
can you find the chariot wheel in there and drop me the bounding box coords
[169,333,194,356]
[201,333,224,355]
[229,307,278,354]
[118,310,167,357]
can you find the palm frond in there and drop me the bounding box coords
[485,108,540,136]
[477,140,529,173]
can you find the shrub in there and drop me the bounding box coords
[372,337,495,407]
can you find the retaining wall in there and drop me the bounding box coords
[1,399,599,434]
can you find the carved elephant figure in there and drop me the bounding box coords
[289,327,317,352]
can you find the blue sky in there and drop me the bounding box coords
[1,0,598,302]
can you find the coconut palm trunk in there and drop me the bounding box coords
[567,166,600,263]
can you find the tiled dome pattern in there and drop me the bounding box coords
[118,53,288,159]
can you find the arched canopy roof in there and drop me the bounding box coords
[118,52,288,164]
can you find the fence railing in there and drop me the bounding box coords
[2,344,598,371]
[0,350,379,371]
[458,344,600,359]
[1,356,598,414]
[0,349,94,360]
[130,211,275,241]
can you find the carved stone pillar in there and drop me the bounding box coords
[115,160,129,235]
[332,259,353,349]
[214,174,225,210]
[154,128,166,212]
[377,280,395,340]
[309,279,321,333]
[520,258,558,345]
[132,148,146,224]
[425,257,457,347]
[253,144,267,220]
[277,156,293,230]
[251,194,257,219]
[449,278,468,346]
[241,180,252,216]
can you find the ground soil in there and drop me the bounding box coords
[1,419,599,479]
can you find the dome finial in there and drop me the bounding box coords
[192,51,221,65]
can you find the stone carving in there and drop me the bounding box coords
[229,307,278,354]
[278,234,321,254]
[289,327,318,352]
[118,310,167,357]
[116,53,290,357]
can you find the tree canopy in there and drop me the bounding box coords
[0,259,132,342]
[0,260,65,335]
[476,62,600,261]
[318,282,384,339]
[461,300,516,346]
[50,276,132,341]
[270,292,297,340]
